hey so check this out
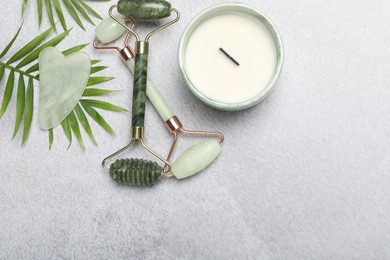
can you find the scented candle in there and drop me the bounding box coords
[179,3,283,111]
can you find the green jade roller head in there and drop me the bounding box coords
[117,0,172,20]
[110,158,162,186]
[95,15,224,184]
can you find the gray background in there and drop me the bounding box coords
[1,0,389,259]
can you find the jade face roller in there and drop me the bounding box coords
[95,15,224,180]
[101,1,180,186]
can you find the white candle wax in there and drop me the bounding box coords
[180,4,283,110]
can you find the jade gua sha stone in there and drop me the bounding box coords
[38,47,91,129]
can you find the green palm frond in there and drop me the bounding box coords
[21,0,110,32]
[0,25,126,149]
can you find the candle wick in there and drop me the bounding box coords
[219,48,240,66]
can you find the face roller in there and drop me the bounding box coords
[101,2,181,186]
[97,1,224,181]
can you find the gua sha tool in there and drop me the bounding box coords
[101,1,181,186]
[95,14,224,180]
[39,47,91,130]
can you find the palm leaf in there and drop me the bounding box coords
[0,24,23,60]
[91,66,109,74]
[7,27,53,64]
[0,65,5,82]
[49,128,54,149]
[16,29,71,68]
[22,0,29,17]
[63,0,85,31]
[80,99,128,112]
[21,0,108,31]
[67,110,85,149]
[70,0,95,26]
[0,25,125,149]
[74,104,97,146]
[81,102,116,136]
[87,76,115,86]
[22,77,34,145]
[77,0,104,20]
[45,0,57,32]
[91,60,102,65]
[37,0,44,26]
[53,0,68,31]
[61,118,72,148]
[0,71,15,119]
[83,88,120,97]
[62,43,89,56]
[13,74,26,138]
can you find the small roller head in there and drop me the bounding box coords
[95,15,127,44]
[117,0,172,20]
[110,158,162,186]
[172,139,222,179]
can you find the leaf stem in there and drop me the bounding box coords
[0,62,39,81]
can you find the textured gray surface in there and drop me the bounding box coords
[1,0,390,259]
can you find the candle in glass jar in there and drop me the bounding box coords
[179,3,283,111]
